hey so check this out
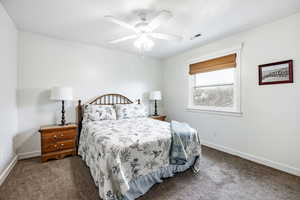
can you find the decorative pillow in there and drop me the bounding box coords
[115,104,148,119]
[83,104,116,122]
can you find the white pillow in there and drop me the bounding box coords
[83,104,116,122]
[115,104,148,119]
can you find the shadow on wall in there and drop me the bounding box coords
[13,128,41,155]
[14,88,75,154]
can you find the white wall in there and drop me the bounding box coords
[162,13,300,175]
[17,32,162,155]
[0,4,18,174]
[4,5,299,178]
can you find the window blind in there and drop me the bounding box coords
[189,53,237,75]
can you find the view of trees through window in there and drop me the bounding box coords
[193,68,235,108]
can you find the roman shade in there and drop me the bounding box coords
[189,53,237,75]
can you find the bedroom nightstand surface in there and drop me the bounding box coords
[150,115,167,121]
[39,124,78,162]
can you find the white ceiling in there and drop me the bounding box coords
[2,0,300,58]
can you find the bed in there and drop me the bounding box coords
[76,94,201,200]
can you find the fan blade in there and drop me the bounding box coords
[150,33,182,41]
[109,35,137,44]
[104,15,137,32]
[148,10,173,31]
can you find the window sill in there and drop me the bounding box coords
[186,108,243,117]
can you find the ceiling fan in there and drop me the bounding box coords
[104,10,182,52]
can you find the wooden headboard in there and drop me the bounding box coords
[76,94,140,151]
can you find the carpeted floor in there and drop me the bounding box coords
[0,146,299,200]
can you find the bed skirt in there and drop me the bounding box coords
[123,157,197,200]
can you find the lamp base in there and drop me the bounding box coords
[153,100,159,116]
[60,100,66,126]
[57,122,72,126]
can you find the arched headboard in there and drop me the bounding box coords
[76,94,140,153]
[87,93,135,105]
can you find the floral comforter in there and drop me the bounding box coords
[78,118,201,200]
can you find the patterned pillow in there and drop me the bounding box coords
[115,104,148,119]
[83,104,116,122]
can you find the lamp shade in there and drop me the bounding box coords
[50,87,73,101]
[149,91,162,100]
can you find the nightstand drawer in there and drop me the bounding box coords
[42,129,77,143]
[57,140,76,151]
[42,140,75,153]
[43,142,60,153]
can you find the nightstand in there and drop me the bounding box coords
[150,115,167,121]
[39,124,78,162]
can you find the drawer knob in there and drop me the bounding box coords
[53,135,57,139]
[61,144,64,146]
[61,134,64,137]
[54,145,57,147]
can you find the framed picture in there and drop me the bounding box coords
[258,60,293,85]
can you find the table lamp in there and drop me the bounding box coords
[51,87,73,125]
[149,91,162,116]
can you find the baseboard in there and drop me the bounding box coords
[18,151,41,160]
[0,155,18,186]
[201,140,300,177]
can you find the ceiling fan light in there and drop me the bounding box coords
[134,35,154,51]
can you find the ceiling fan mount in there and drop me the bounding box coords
[105,10,182,52]
[135,22,151,33]
[136,10,148,22]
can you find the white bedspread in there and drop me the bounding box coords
[78,118,201,200]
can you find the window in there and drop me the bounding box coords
[188,48,241,114]
[194,68,235,108]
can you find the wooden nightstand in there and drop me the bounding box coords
[150,115,167,121]
[39,124,78,162]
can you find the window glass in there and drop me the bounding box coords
[193,85,234,107]
[193,68,235,108]
[195,68,235,86]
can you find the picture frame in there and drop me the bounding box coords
[258,60,293,85]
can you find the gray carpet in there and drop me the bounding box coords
[0,146,299,200]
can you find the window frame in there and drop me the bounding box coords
[187,44,243,116]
